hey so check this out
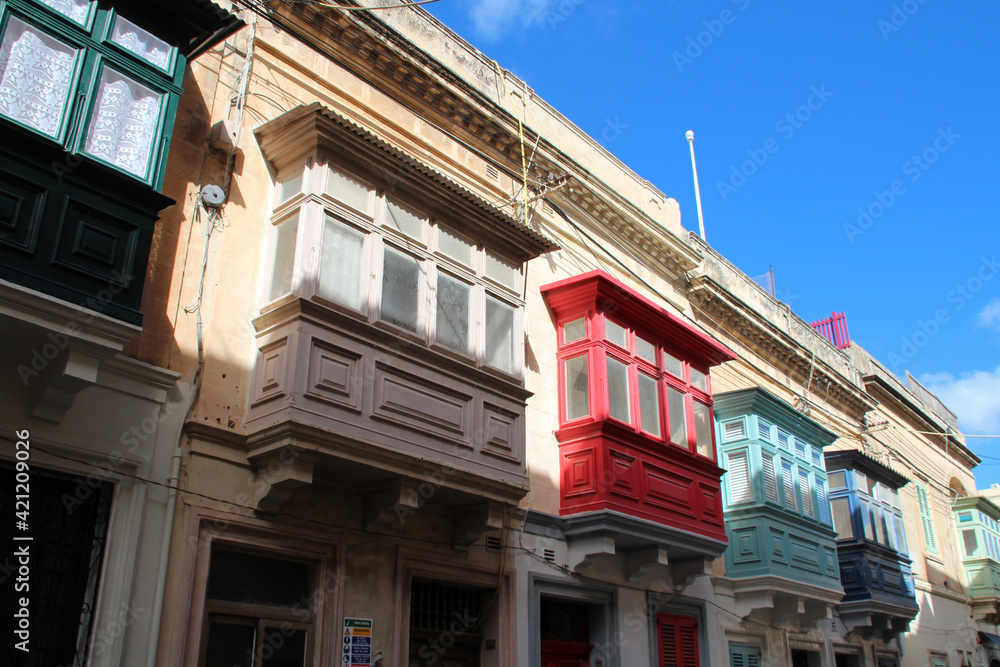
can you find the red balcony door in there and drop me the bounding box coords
[541,640,592,667]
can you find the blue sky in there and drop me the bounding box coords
[423,0,1000,485]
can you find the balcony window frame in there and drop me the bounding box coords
[261,159,527,381]
[828,468,909,555]
[554,310,718,461]
[0,0,185,188]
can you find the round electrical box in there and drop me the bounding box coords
[201,184,226,207]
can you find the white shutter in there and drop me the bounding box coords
[724,420,746,441]
[800,469,814,517]
[782,460,797,511]
[757,418,772,442]
[761,452,779,503]
[728,450,751,503]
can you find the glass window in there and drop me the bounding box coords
[268,216,298,301]
[964,529,980,557]
[854,471,868,492]
[0,17,78,138]
[435,272,471,354]
[38,0,93,25]
[84,66,163,178]
[564,354,589,421]
[958,511,972,523]
[318,216,365,311]
[110,15,172,70]
[667,386,687,447]
[326,167,369,212]
[693,401,713,459]
[872,506,886,545]
[484,250,518,289]
[604,319,627,349]
[485,295,515,374]
[860,499,874,540]
[638,372,660,436]
[438,226,472,265]
[690,367,708,392]
[606,356,630,423]
[831,498,852,539]
[381,246,421,333]
[278,170,302,203]
[663,350,683,378]
[636,335,656,365]
[385,200,423,239]
[563,317,586,344]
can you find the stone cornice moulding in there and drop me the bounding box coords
[688,274,876,421]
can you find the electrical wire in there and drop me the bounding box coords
[493,61,529,224]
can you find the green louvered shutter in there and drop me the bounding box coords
[916,484,938,553]
[730,643,762,667]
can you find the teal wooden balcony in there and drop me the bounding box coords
[954,496,1000,623]
[714,388,843,628]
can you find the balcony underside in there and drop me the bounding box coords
[715,575,844,630]
[190,419,515,546]
[527,509,727,590]
[836,599,918,638]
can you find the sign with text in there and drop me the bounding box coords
[343,617,373,667]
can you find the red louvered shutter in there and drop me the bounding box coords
[657,613,699,667]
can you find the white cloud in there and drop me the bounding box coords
[468,0,554,41]
[919,366,1000,435]
[976,297,1000,331]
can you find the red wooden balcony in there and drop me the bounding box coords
[811,311,851,350]
[541,271,737,553]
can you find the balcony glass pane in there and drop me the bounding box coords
[38,0,92,25]
[831,498,852,539]
[604,319,627,349]
[438,225,472,265]
[638,372,660,436]
[663,350,682,378]
[964,529,980,557]
[563,317,586,344]
[606,356,630,423]
[319,216,365,311]
[278,170,302,203]
[636,335,656,364]
[111,16,172,70]
[326,168,369,212]
[485,250,519,290]
[694,401,713,459]
[268,216,297,301]
[828,471,847,489]
[485,295,516,374]
[872,506,886,545]
[385,200,423,240]
[667,386,687,448]
[860,499,874,540]
[84,67,163,178]
[381,246,421,333]
[564,354,589,421]
[0,17,77,138]
[436,272,470,354]
[690,367,708,392]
